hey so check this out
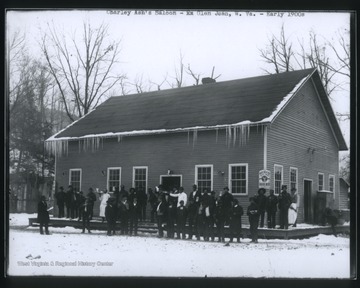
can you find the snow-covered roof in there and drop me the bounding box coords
[47,68,347,150]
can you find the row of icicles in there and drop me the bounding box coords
[45,124,266,157]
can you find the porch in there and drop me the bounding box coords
[28,217,350,240]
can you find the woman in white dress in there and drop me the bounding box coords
[99,190,111,222]
[288,188,300,227]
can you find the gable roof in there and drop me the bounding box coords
[48,68,347,150]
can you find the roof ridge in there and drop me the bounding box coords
[110,68,316,99]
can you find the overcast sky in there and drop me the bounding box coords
[6,9,351,145]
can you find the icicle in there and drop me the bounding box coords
[233,126,236,147]
[192,129,198,148]
[228,126,232,148]
[187,130,190,145]
[225,127,228,147]
[215,128,218,143]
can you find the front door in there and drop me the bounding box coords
[304,179,313,223]
[161,176,182,192]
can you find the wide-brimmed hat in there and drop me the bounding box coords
[258,188,266,194]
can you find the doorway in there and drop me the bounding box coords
[303,179,313,223]
[160,175,182,192]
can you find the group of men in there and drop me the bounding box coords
[44,183,299,242]
[151,185,245,243]
[247,185,299,242]
[54,185,97,221]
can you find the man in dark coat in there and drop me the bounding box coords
[105,198,117,236]
[187,184,201,240]
[229,198,244,243]
[55,186,65,218]
[81,197,92,233]
[66,185,76,219]
[76,191,86,221]
[156,193,168,238]
[206,191,217,241]
[37,195,50,235]
[65,185,72,218]
[86,188,97,220]
[254,188,267,228]
[148,188,158,223]
[137,187,147,221]
[166,193,177,239]
[176,200,187,239]
[119,196,129,235]
[217,187,234,242]
[247,197,260,243]
[266,189,278,228]
[128,194,140,236]
[196,188,212,241]
[278,185,292,229]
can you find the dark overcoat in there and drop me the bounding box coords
[37,201,50,224]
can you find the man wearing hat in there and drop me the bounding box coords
[278,185,292,229]
[86,187,97,220]
[37,195,50,235]
[254,188,267,228]
[217,186,234,242]
[266,189,278,228]
[187,184,201,240]
[156,192,168,238]
[105,198,117,236]
[55,186,65,218]
[247,196,260,243]
[81,197,92,233]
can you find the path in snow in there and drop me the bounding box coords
[7,214,350,278]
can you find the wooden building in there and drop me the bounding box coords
[46,68,347,224]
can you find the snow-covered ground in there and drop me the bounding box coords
[7,213,350,278]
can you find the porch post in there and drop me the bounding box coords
[263,125,268,170]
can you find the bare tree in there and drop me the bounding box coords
[327,28,350,79]
[186,64,202,85]
[8,30,28,113]
[40,21,125,121]
[149,74,168,91]
[169,51,185,88]
[259,24,295,74]
[259,25,350,99]
[297,32,340,98]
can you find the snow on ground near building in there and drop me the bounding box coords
[8,214,350,278]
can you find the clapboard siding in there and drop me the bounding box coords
[267,80,340,223]
[56,128,265,219]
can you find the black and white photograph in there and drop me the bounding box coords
[5,8,354,278]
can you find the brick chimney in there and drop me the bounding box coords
[202,77,216,84]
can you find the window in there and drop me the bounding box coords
[195,165,213,193]
[290,167,298,191]
[107,167,121,192]
[133,166,148,192]
[318,173,324,191]
[274,165,283,195]
[329,174,335,193]
[229,164,248,195]
[69,169,82,192]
